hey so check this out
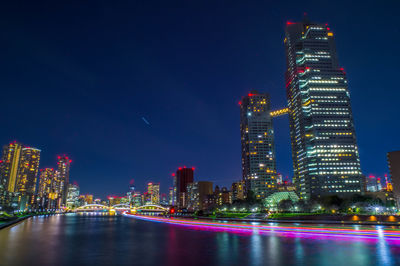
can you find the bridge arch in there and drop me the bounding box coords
[76,204,110,211]
[112,204,131,209]
[134,204,168,212]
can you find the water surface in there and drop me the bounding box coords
[0,214,399,266]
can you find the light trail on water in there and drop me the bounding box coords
[123,213,400,243]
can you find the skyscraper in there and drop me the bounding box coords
[240,91,277,199]
[176,167,194,208]
[38,168,56,209]
[17,147,41,208]
[388,151,400,204]
[147,182,160,205]
[0,142,41,210]
[66,183,80,208]
[171,173,177,206]
[284,17,363,200]
[2,142,23,193]
[57,155,71,206]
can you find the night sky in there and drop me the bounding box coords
[1,1,398,198]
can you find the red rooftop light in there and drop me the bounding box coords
[286,21,295,25]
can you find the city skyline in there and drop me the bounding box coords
[0,2,398,198]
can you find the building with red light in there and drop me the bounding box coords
[285,17,363,200]
[240,91,277,199]
[176,167,194,208]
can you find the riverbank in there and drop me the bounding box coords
[0,216,31,230]
[0,212,60,230]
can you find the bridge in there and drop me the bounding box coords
[75,204,111,212]
[73,204,168,214]
[134,204,168,213]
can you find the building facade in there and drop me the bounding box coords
[57,156,71,206]
[240,91,277,199]
[38,168,56,209]
[284,18,363,200]
[176,167,194,208]
[187,181,213,211]
[0,142,41,210]
[17,147,41,209]
[147,182,160,205]
[231,180,245,201]
[66,183,80,208]
[388,151,400,205]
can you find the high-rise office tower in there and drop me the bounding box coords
[57,155,71,206]
[16,147,41,208]
[176,167,194,208]
[240,91,277,199]
[66,183,80,208]
[388,151,400,204]
[284,17,363,200]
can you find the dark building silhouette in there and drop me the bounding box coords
[388,151,400,205]
[176,167,194,208]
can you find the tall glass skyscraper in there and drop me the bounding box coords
[240,91,277,199]
[284,18,363,200]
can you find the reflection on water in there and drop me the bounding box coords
[0,214,400,266]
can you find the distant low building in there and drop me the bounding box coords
[277,181,296,192]
[187,181,213,211]
[215,186,232,206]
[231,181,245,201]
[131,192,142,207]
[366,190,396,207]
[84,194,93,205]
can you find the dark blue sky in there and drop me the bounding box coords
[1,1,398,198]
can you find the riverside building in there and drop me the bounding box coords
[240,91,277,199]
[284,17,363,200]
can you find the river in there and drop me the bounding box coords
[0,213,400,265]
